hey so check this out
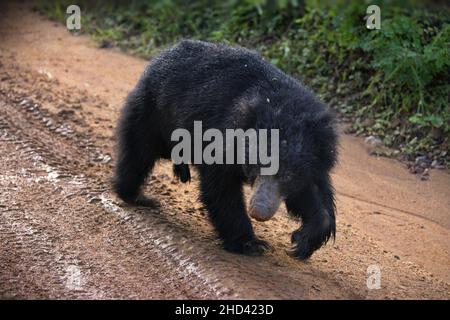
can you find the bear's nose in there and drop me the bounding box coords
[248,176,281,222]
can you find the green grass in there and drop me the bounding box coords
[35,0,450,167]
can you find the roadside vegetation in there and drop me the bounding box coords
[35,0,450,169]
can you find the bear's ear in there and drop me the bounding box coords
[236,90,260,113]
[311,110,338,171]
[317,110,337,133]
[234,91,262,128]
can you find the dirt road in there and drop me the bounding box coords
[1,2,449,299]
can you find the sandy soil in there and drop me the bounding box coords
[0,2,449,299]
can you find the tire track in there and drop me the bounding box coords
[0,76,355,299]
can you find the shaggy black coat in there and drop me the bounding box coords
[113,40,338,260]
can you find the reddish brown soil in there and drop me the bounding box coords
[0,2,449,299]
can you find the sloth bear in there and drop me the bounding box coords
[113,40,338,260]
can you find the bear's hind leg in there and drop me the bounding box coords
[113,90,160,207]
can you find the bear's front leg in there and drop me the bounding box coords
[285,176,336,260]
[198,167,271,256]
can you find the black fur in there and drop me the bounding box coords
[113,40,338,260]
